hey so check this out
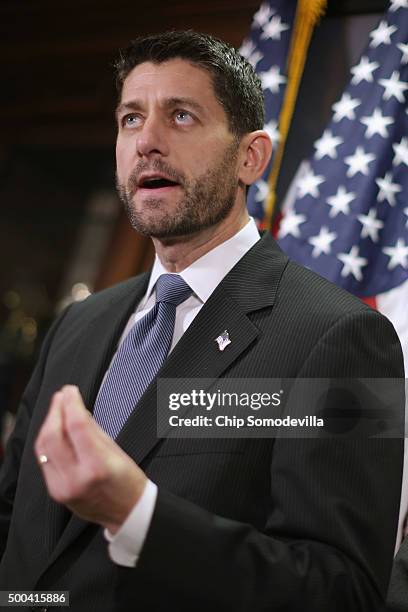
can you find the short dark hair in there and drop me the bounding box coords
[114,30,265,137]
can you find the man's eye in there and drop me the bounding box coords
[122,115,140,128]
[174,111,193,125]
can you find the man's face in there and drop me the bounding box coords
[115,58,241,238]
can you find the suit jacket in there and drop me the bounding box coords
[0,233,404,612]
[387,519,408,610]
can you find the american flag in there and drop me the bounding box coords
[277,1,408,373]
[240,0,297,224]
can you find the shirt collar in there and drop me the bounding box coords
[142,217,260,306]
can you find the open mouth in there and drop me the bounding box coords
[138,176,180,190]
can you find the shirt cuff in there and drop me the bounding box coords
[104,479,158,567]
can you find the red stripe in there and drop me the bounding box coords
[271,212,283,238]
[361,296,377,310]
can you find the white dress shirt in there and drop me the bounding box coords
[105,217,260,566]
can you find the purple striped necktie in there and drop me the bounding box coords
[93,274,192,439]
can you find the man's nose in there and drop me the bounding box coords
[136,116,169,158]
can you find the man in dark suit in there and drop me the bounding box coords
[0,31,404,612]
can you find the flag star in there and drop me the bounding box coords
[398,42,408,65]
[308,226,337,258]
[332,93,361,122]
[240,39,254,57]
[393,137,408,167]
[344,146,375,177]
[254,179,270,203]
[357,208,384,242]
[240,39,263,68]
[369,20,397,48]
[260,66,286,93]
[350,56,379,85]
[360,108,394,139]
[390,0,408,10]
[383,239,408,270]
[314,130,343,160]
[264,119,280,145]
[376,172,402,206]
[278,210,306,239]
[253,3,275,28]
[261,15,290,41]
[379,71,408,103]
[338,246,368,281]
[297,169,325,198]
[327,186,355,217]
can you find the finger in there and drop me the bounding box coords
[35,390,63,458]
[61,385,114,461]
[35,390,77,469]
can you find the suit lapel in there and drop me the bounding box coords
[117,232,288,464]
[116,285,260,463]
[43,233,288,571]
[70,273,150,411]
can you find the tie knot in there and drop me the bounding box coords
[155,274,192,306]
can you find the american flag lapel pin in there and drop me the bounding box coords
[215,330,231,352]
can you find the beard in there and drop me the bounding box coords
[116,141,240,239]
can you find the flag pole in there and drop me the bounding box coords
[264,0,327,230]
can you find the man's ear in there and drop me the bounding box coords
[238,130,272,186]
